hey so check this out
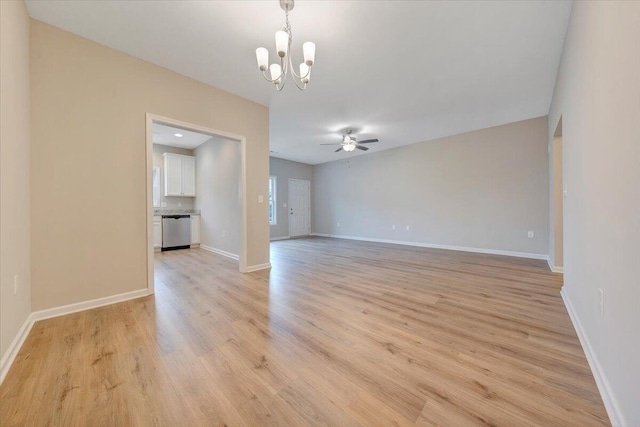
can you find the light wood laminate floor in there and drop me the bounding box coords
[0,237,609,426]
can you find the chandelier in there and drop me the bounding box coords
[255,0,316,91]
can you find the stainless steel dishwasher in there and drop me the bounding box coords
[162,215,191,251]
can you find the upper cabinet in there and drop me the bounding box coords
[163,153,196,197]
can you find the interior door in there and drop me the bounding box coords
[288,179,310,237]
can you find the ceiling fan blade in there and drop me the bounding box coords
[357,139,379,144]
[356,145,369,151]
[335,147,343,152]
[320,143,342,145]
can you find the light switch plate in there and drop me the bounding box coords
[258,195,264,203]
[528,231,534,238]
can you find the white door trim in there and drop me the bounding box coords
[145,113,249,295]
[288,178,311,237]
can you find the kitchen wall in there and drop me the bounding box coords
[194,137,241,257]
[313,116,549,256]
[0,0,32,368]
[153,143,195,210]
[547,2,640,425]
[269,157,313,240]
[30,20,270,311]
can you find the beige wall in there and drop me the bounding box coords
[30,20,270,310]
[269,157,313,239]
[313,117,550,256]
[548,2,640,425]
[0,0,32,362]
[194,138,241,255]
[153,144,195,210]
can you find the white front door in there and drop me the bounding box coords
[288,179,310,237]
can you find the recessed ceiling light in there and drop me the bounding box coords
[174,133,183,138]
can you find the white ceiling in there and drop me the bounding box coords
[25,0,572,165]
[152,123,212,150]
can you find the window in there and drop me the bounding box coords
[269,176,277,225]
[152,166,161,208]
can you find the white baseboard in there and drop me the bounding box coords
[199,245,268,272]
[200,245,239,261]
[311,233,548,261]
[245,262,272,272]
[547,258,564,273]
[270,236,290,241]
[31,288,149,322]
[561,289,624,426]
[0,313,35,385]
[0,288,149,386]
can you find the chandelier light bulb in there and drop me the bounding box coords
[256,47,269,71]
[275,31,289,58]
[300,63,310,84]
[303,41,315,66]
[270,63,282,85]
[344,144,356,152]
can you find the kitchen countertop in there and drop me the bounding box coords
[154,209,200,216]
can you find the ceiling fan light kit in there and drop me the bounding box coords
[322,129,379,153]
[256,0,316,91]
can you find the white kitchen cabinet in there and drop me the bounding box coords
[163,153,196,197]
[190,215,200,245]
[153,216,162,249]
[181,156,196,197]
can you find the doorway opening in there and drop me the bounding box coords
[145,114,248,294]
[551,117,564,273]
[288,178,311,238]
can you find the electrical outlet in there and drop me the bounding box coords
[563,185,568,198]
[222,230,226,238]
[337,222,340,228]
[528,231,535,238]
[178,202,182,207]
[392,225,396,230]
[406,225,410,231]
[598,289,604,315]
[161,202,167,207]
[258,195,264,203]
[14,275,18,295]
[283,203,287,208]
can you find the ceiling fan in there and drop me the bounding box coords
[321,129,379,152]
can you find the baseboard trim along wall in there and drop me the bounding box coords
[561,289,624,427]
[311,233,548,261]
[547,258,565,274]
[246,263,272,272]
[200,245,239,260]
[0,314,34,385]
[199,246,269,273]
[0,288,149,385]
[270,236,290,241]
